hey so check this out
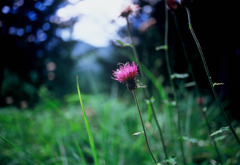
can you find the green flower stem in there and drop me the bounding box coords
[126,18,143,79]
[172,12,222,164]
[185,7,240,145]
[126,17,169,162]
[132,90,157,164]
[164,1,187,164]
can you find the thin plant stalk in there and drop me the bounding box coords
[185,7,240,145]
[132,90,157,164]
[164,1,187,164]
[126,17,169,161]
[126,18,143,79]
[172,12,222,164]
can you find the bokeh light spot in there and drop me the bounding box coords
[43,0,53,6]
[20,101,28,109]
[5,96,14,105]
[27,11,38,21]
[36,30,47,41]
[25,25,32,33]
[17,28,24,36]
[2,6,11,14]
[47,72,55,81]
[35,1,46,11]
[9,27,17,35]
[46,62,57,71]
[28,34,36,42]
[56,28,71,41]
[14,0,24,7]
[43,23,50,31]
[143,5,152,14]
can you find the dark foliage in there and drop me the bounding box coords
[0,0,77,107]
[152,0,240,121]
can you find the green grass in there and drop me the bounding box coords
[0,85,240,165]
[0,91,155,164]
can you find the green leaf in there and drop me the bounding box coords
[116,40,132,47]
[76,75,99,165]
[181,136,199,143]
[123,44,133,47]
[163,100,176,106]
[171,73,189,79]
[116,40,124,46]
[214,135,226,141]
[156,45,168,51]
[132,132,143,136]
[213,82,224,87]
[210,126,230,136]
[184,81,196,87]
[165,156,177,165]
[145,97,155,122]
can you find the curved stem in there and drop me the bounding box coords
[172,12,222,164]
[126,17,169,161]
[185,6,240,145]
[132,90,157,164]
[164,1,187,164]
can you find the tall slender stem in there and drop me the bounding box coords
[126,17,169,161]
[185,7,240,145]
[132,90,157,164]
[126,18,143,79]
[172,13,222,164]
[164,1,187,164]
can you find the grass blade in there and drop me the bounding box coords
[73,139,88,165]
[76,75,99,165]
[0,134,45,165]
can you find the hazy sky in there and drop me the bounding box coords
[56,0,133,47]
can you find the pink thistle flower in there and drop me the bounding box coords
[112,62,138,90]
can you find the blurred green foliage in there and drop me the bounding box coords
[1,84,240,164]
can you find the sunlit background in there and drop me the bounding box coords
[0,0,161,108]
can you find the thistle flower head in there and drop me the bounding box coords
[119,2,140,18]
[112,62,138,90]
